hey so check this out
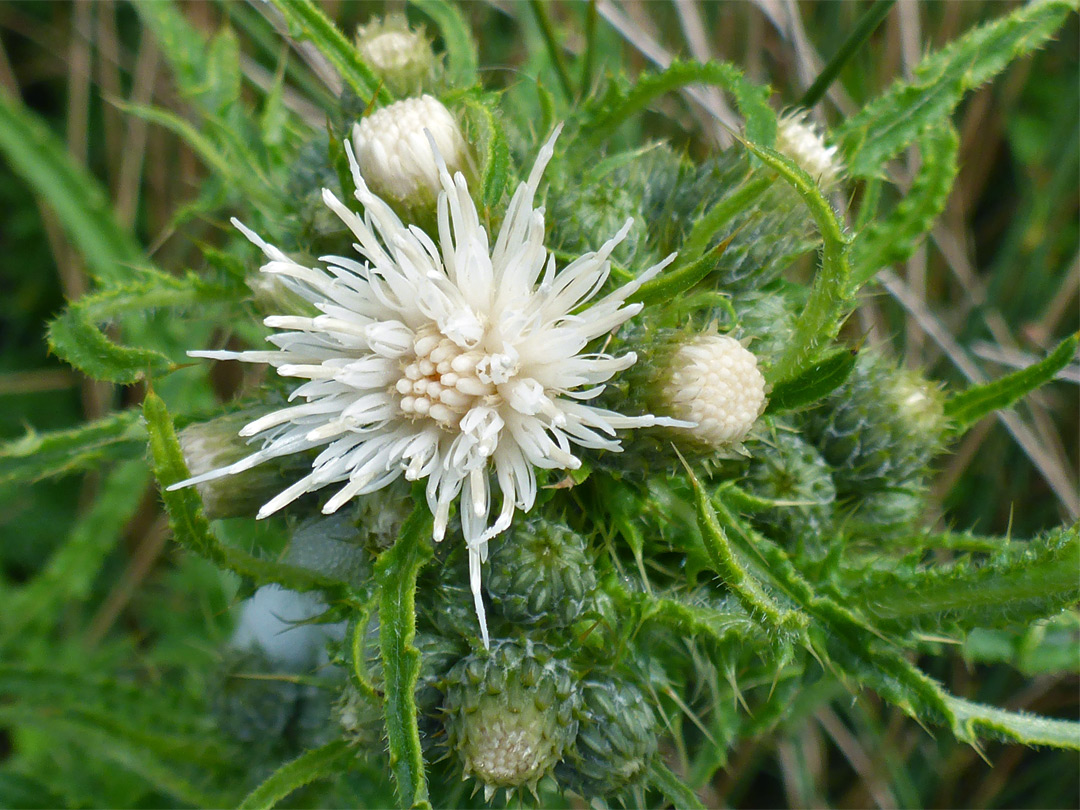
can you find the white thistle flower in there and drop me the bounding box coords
[170,126,679,646]
[352,95,468,210]
[775,111,842,189]
[662,334,767,451]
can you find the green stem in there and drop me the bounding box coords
[799,0,897,108]
[528,0,575,100]
[580,0,598,92]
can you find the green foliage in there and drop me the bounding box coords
[945,332,1079,435]
[4,1,1078,808]
[375,504,434,808]
[838,0,1076,177]
[270,0,392,106]
[852,122,960,285]
[0,410,145,486]
[238,740,355,810]
[410,0,479,88]
[584,60,776,148]
[0,92,146,286]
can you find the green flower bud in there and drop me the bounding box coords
[556,676,657,799]
[485,517,597,627]
[743,427,836,558]
[444,639,579,798]
[803,350,947,495]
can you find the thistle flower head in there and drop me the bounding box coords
[775,111,842,189]
[661,334,767,452]
[352,95,468,214]
[355,14,435,96]
[170,126,677,647]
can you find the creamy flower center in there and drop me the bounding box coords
[395,324,504,429]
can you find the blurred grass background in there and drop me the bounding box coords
[0,1,1076,807]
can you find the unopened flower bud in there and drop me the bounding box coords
[178,413,295,519]
[444,639,579,799]
[775,111,842,189]
[660,334,768,452]
[355,14,437,96]
[352,95,469,218]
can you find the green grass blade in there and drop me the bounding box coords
[0,461,147,650]
[0,92,145,286]
[945,332,1079,436]
[374,503,434,809]
[238,740,355,810]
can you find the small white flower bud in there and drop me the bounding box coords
[352,95,468,214]
[775,111,842,189]
[355,15,435,96]
[662,334,767,450]
[179,413,303,519]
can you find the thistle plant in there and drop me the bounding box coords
[1,2,1078,809]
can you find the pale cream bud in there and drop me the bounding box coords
[662,334,768,450]
[775,111,843,189]
[352,95,468,214]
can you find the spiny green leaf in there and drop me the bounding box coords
[238,740,355,810]
[0,91,146,286]
[143,391,349,595]
[765,347,857,413]
[852,524,1080,631]
[0,410,145,486]
[852,122,960,285]
[48,273,236,384]
[838,0,1075,177]
[460,96,512,209]
[205,26,242,115]
[410,0,479,87]
[947,696,1080,750]
[585,60,775,147]
[269,0,392,106]
[945,332,1078,435]
[374,503,434,809]
[741,141,853,382]
[683,461,808,637]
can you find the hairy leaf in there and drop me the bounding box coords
[852,123,960,285]
[0,410,145,486]
[585,60,775,147]
[239,740,355,810]
[143,391,349,595]
[766,347,858,413]
[838,0,1075,178]
[270,0,392,105]
[852,525,1080,631]
[375,503,434,809]
[742,141,853,382]
[945,332,1079,435]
